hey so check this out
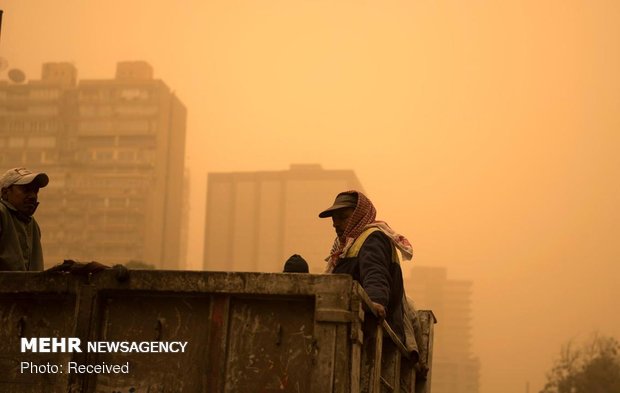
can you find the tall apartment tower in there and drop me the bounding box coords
[203,164,364,273]
[405,266,480,393]
[0,62,187,269]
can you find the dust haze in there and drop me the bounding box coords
[1,1,619,392]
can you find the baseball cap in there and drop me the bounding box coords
[318,192,358,218]
[0,167,49,190]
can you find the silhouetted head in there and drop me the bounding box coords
[283,254,309,273]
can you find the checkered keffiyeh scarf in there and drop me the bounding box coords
[325,191,414,272]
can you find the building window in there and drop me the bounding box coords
[115,105,157,116]
[77,135,115,147]
[108,197,128,208]
[6,120,24,132]
[98,105,113,116]
[24,151,42,164]
[4,152,22,163]
[42,120,59,132]
[117,150,136,161]
[136,150,156,165]
[79,105,96,116]
[80,104,113,116]
[128,197,146,208]
[118,135,156,147]
[79,120,112,133]
[7,104,27,113]
[29,105,59,115]
[30,89,60,100]
[119,88,150,101]
[94,150,114,161]
[8,137,25,148]
[7,90,28,99]
[79,89,109,101]
[28,136,56,148]
[118,119,150,133]
[42,151,59,163]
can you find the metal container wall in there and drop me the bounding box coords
[0,270,434,393]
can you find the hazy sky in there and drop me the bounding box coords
[2,1,619,392]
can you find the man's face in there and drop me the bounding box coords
[2,183,41,216]
[331,207,355,238]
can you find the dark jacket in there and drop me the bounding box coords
[332,230,405,341]
[0,199,44,271]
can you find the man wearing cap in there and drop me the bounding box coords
[0,167,49,271]
[319,190,413,341]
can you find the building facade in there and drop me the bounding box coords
[203,164,364,273]
[406,266,480,393]
[0,62,187,269]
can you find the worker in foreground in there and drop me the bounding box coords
[319,190,413,342]
[0,167,49,271]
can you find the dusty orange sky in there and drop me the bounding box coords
[2,1,619,392]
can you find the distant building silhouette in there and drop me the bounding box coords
[0,62,187,269]
[180,169,191,269]
[405,266,480,393]
[203,164,364,273]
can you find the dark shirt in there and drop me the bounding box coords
[332,231,405,341]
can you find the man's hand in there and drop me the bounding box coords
[371,302,386,319]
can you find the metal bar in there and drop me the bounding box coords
[382,320,411,359]
[355,283,411,358]
[0,10,4,45]
[380,376,395,392]
[372,323,383,393]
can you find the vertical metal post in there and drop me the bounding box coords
[0,10,4,45]
[372,324,383,393]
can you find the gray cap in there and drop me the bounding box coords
[318,192,358,218]
[0,167,49,190]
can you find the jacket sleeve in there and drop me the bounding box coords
[358,231,392,307]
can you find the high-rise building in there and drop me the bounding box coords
[0,62,187,269]
[203,164,364,273]
[406,266,480,393]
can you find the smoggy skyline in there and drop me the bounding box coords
[1,1,619,392]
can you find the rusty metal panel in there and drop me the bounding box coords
[414,311,436,393]
[0,273,80,393]
[224,296,315,392]
[83,292,212,393]
[81,271,358,393]
[333,322,351,393]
